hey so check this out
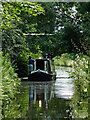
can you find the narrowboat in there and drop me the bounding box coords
[28,58,56,81]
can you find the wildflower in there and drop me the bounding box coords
[83,58,85,61]
[84,88,87,92]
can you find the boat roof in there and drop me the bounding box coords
[33,59,50,61]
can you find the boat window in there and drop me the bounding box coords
[47,60,51,72]
[36,60,44,70]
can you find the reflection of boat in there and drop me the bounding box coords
[25,81,55,119]
[29,81,55,108]
[28,59,56,81]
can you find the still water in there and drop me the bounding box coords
[1,67,88,120]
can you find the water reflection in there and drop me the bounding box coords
[55,66,74,99]
[28,81,55,108]
[21,81,71,120]
[55,78,74,99]
[1,66,88,119]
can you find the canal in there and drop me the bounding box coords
[1,66,88,119]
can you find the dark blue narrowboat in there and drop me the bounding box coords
[28,58,56,81]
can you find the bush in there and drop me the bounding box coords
[70,53,89,118]
[54,53,76,67]
[16,51,29,77]
[0,52,21,101]
[71,54,89,98]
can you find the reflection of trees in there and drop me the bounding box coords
[48,98,71,118]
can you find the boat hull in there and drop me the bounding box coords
[28,70,56,81]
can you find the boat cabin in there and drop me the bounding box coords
[28,58,56,81]
[30,59,51,73]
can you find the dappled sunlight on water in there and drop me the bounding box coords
[55,66,72,77]
[55,66,74,99]
[55,78,74,99]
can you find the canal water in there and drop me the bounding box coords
[1,66,88,120]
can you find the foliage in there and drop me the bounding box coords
[1,2,90,76]
[75,2,90,55]
[2,28,25,57]
[71,54,89,97]
[0,52,2,119]
[30,35,58,57]
[0,52,20,102]
[2,28,29,77]
[71,88,88,119]
[27,2,90,57]
[0,52,21,118]
[36,2,56,34]
[2,82,29,119]
[70,54,89,118]
[16,49,29,77]
[1,2,45,77]
[24,2,56,57]
[30,50,43,59]
[1,2,45,30]
[56,23,81,53]
[54,2,90,56]
[54,53,76,67]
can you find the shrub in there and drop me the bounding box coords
[54,53,75,67]
[71,54,89,98]
[0,52,21,101]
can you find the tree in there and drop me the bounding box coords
[75,2,90,55]
[24,2,56,57]
[27,2,90,57]
[54,2,90,55]
[36,2,56,34]
[1,2,45,77]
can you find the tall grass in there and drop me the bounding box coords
[0,52,20,101]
